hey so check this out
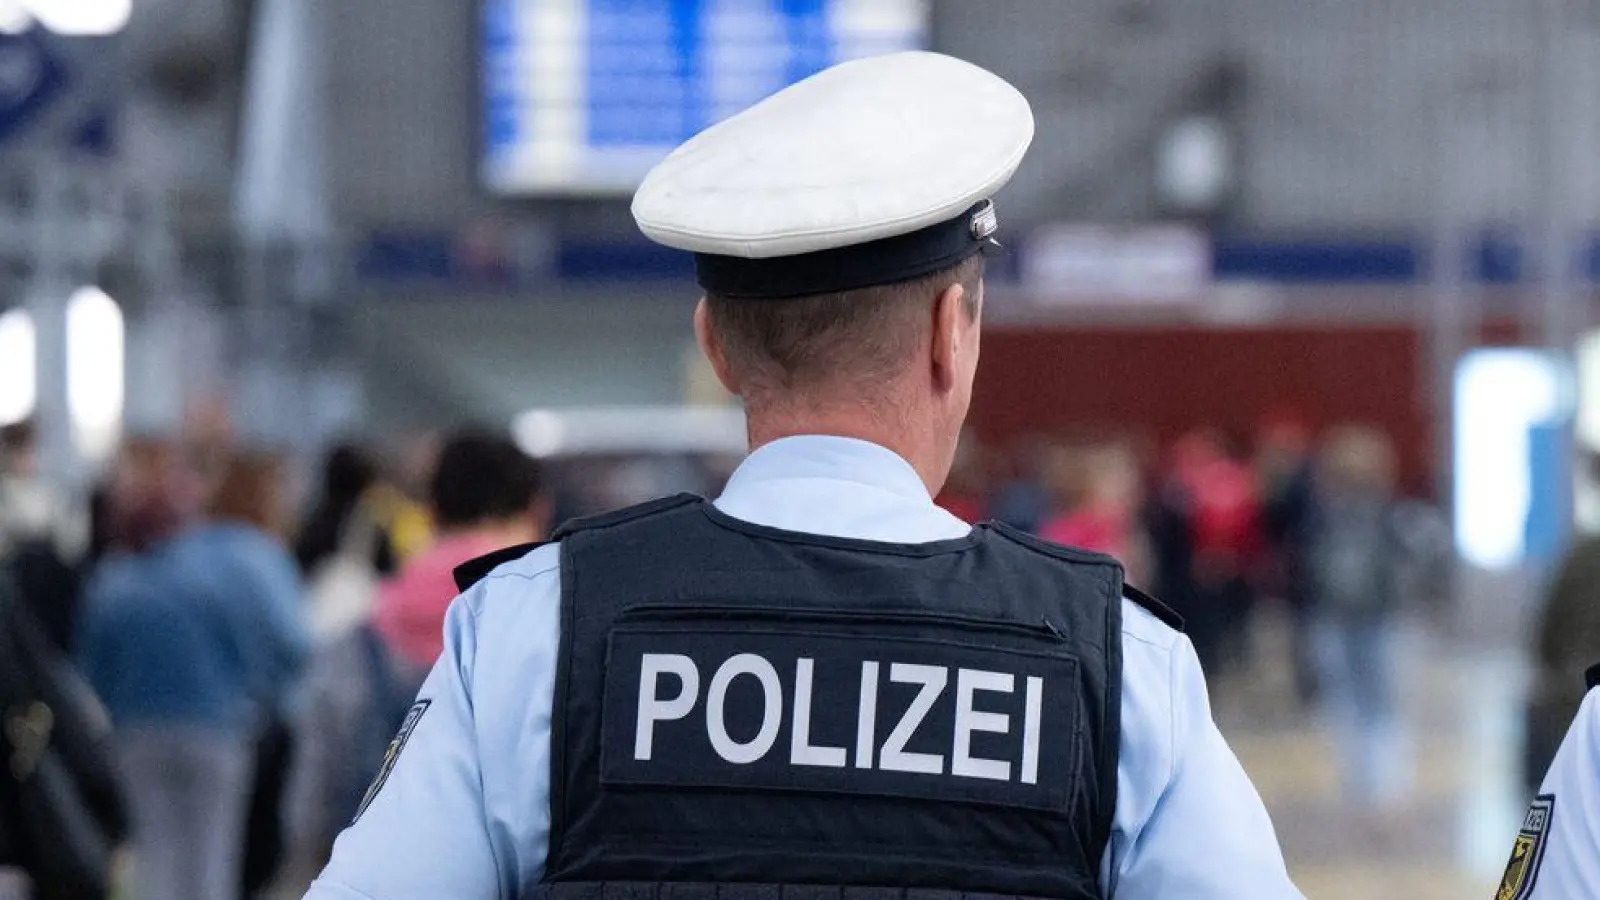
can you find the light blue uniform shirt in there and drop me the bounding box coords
[308,436,1302,900]
[1519,687,1600,898]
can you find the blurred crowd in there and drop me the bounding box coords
[937,421,1453,818]
[8,410,1594,900]
[0,419,548,900]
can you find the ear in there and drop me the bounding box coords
[693,298,740,395]
[930,282,967,393]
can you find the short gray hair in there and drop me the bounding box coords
[705,255,984,401]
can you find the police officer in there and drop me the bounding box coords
[1495,664,1600,899]
[305,52,1303,900]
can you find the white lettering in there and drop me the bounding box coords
[1021,676,1043,785]
[706,654,782,764]
[855,661,879,769]
[879,663,946,774]
[952,668,1013,781]
[635,654,699,761]
[790,658,847,767]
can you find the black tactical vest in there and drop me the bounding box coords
[524,495,1133,900]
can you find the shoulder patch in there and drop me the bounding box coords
[1124,585,1185,633]
[453,542,546,592]
[352,699,431,825]
[550,493,703,541]
[1587,662,1600,691]
[1497,794,1555,900]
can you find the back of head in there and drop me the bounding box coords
[632,53,1033,492]
[1320,424,1397,499]
[0,419,36,475]
[703,254,984,409]
[108,436,191,553]
[209,450,290,539]
[429,430,543,531]
[295,443,381,573]
[322,443,379,503]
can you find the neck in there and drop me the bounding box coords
[745,404,948,496]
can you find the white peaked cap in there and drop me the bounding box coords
[631,51,1035,299]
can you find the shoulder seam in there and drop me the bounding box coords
[466,556,561,620]
[485,562,560,584]
[1121,627,1174,650]
[452,541,549,592]
[306,880,382,900]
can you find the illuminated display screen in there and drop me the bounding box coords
[482,0,928,194]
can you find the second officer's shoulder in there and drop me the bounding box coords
[1581,666,1600,730]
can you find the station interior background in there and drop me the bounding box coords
[5,1,1600,898]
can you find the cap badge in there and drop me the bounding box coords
[970,201,999,240]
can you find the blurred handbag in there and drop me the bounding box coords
[305,509,382,643]
[0,572,126,900]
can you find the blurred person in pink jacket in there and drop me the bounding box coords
[1039,440,1152,586]
[373,431,550,671]
[278,431,547,890]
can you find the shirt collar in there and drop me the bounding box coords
[720,435,934,503]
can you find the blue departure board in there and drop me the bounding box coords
[482,0,928,194]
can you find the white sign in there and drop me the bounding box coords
[1022,224,1211,301]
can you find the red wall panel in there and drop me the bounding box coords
[970,325,1431,485]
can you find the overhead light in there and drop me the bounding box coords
[0,0,33,35]
[67,286,123,458]
[511,410,568,458]
[29,0,131,36]
[0,308,35,426]
[1155,114,1235,216]
[1454,349,1573,569]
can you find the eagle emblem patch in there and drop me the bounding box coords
[1497,794,1554,900]
[352,699,431,824]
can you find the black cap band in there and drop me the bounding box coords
[693,201,997,299]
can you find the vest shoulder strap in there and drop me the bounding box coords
[452,541,549,592]
[1122,584,1185,633]
[985,520,1123,569]
[551,493,703,541]
[453,495,706,592]
[985,522,1184,633]
[1587,662,1600,691]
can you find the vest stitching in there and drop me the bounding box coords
[585,835,1078,865]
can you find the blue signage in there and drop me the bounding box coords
[482,0,928,195]
[0,29,69,145]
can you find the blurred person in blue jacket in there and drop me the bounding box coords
[1256,417,1321,709]
[77,443,309,900]
[1308,425,1412,822]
